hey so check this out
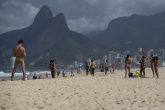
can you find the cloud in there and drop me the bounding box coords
[0,0,165,34]
[68,17,106,33]
[0,1,39,33]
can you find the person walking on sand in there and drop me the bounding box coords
[153,56,159,78]
[124,54,132,78]
[11,40,26,81]
[139,55,146,78]
[49,60,56,78]
[90,59,96,76]
[104,60,109,75]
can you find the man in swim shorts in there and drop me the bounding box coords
[11,40,26,81]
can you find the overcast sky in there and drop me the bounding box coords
[0,0,165,34]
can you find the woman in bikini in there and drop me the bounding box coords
[125,54,132,78]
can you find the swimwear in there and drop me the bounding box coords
[15,58,24,65]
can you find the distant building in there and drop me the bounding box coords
[108,51,116,66]
[157,49,165,63]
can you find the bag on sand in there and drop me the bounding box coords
[133,72,140,78]
[128,73,133,78]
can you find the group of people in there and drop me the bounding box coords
[11,39,160,81]
[85,59,96,76]
[124,54,159,78]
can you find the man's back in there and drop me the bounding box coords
[14,45,26,58]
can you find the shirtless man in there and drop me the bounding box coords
[139,55,146,78]
[125,54,132,78]
[11,40,26,81]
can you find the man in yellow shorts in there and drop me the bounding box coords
[11,40,26,81]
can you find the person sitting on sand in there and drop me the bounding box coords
[124,54,132,78]
[104,60,109,75]
[11,40,26,81]
[150,55,155,78]
[139,55,146,78]
[90,59,96,76]
[153,56,159,78]
[49,60,56,78]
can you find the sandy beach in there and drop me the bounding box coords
[0,68,165,110]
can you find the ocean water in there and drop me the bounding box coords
[0,70,51,77]
[0,68,84,80]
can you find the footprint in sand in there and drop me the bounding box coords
[38,106,44,109]
[1,106,6,110]
[4,93,11,96]
[33,102,37,105]
[116,101,120,105]
[52,95,55,98]
[160,100,164,103]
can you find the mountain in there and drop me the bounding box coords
[0,5,107,68]
[94,12,165,51]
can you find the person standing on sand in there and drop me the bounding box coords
[153,56,159,78]
[90,59,96,76]
[139,55,146,78]
[150,55,155,78]
[49,60,56,78]
[85,61,90,76]
[124,54,132,78]
[104,60,109,75]
[11,40,26,81]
